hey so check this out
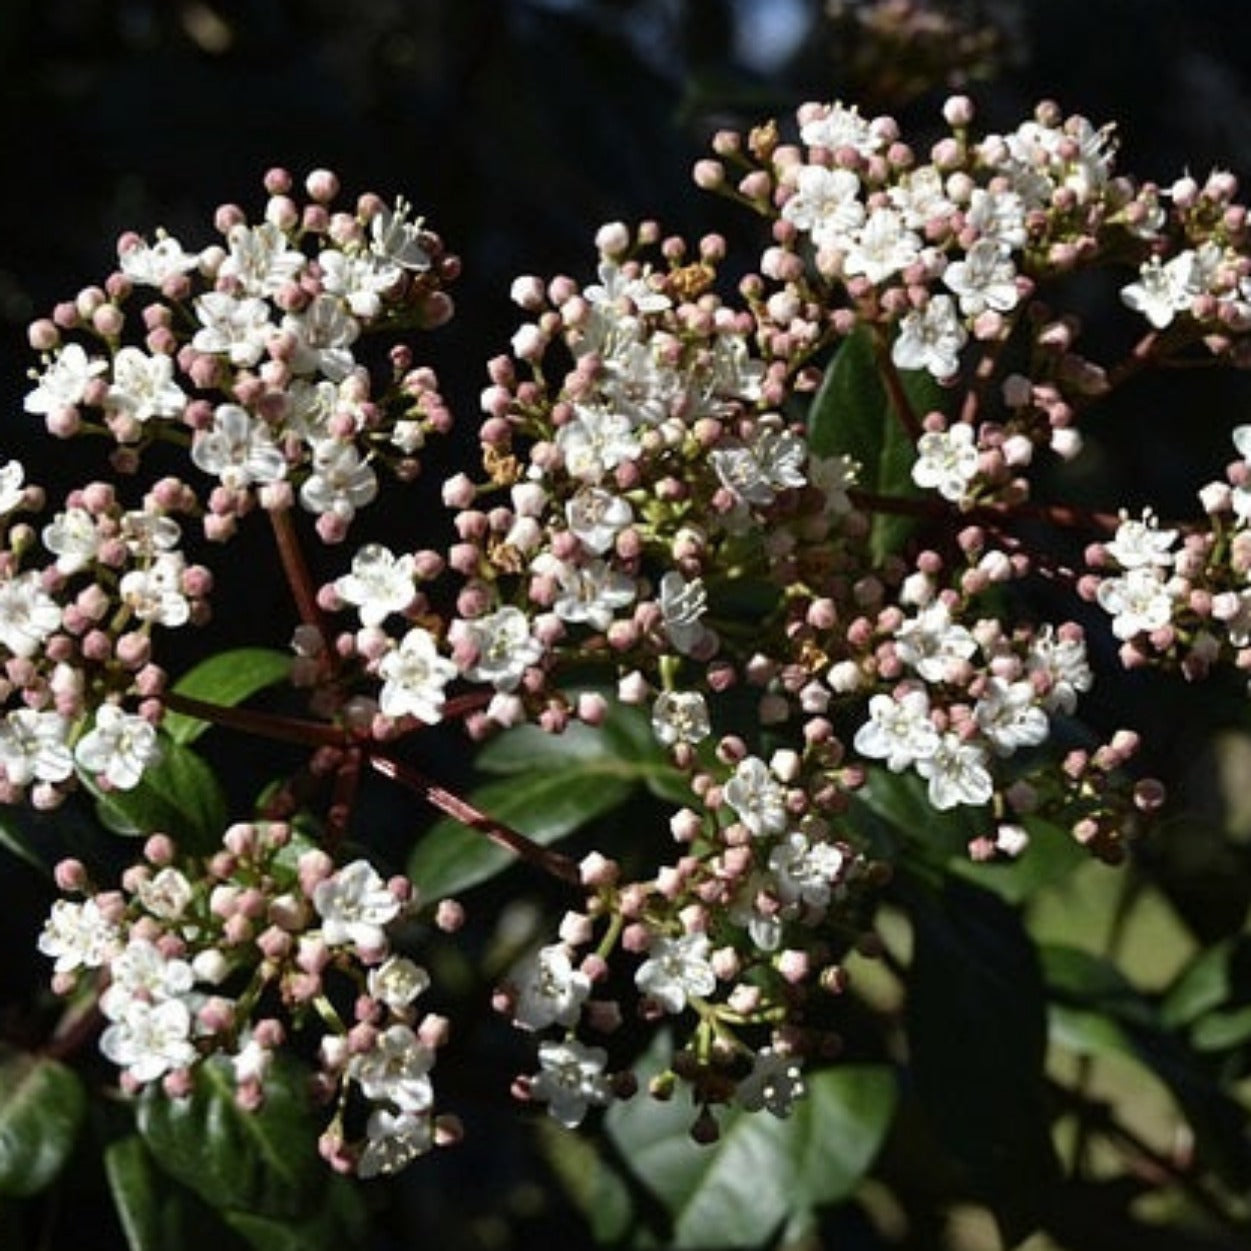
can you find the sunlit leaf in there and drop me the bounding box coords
[1160,938,1235,1029]
[0,1049,86,1198]
[607,1035,897,1247]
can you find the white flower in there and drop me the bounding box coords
[651,690,711,746]
[318,249,401,319]
[965,187,1028,250]
[0,460,25,516]
[24,344,108,416]
[136,867,194,920]
[118,234,200,287]
[565,487,633,554]
[99,939,195,1020]
[915,734,994,809]
[336,543,416,628]
[100,997,197,1084]
[1103,511,1178,568]
[735,1048,806,1118]
[378,627,458,723]
[42,507,101,575]
[74,705,162,790]
[1027,626,1093,715]
[120,510,182,557]
[893,601,977,682]
[768,832,845,908]
[911,423,979,502]
[191,292,272,366]
[556,405,642,483]
[942,239,1020,316]
[808,453,857,515]
[853,689,940,772]
[635,932,717,1013]
[709,428,808,508]
[358,1108,433,1179]
[119,553,190,629]
[843,207,921,286]
[300,439,378,521]
[455,606,544,693]
[349,1024,435,1114]
[658,571,713,656]
[219,221,306,296]
[974,678,1050,755]
[510,944,592,1032]
[370,198,431,271]
[1095,566,1176,640]
[530,1039,612,1129]
[892,295,968,382]
[537,556,636,631]
[38,898,121,974]
[282,294,360,381]
[722,756,788,838]
[106,347,187,424]
[1120,253,1196,330]
[0,709,74,785]
[313,860,401,951]
[368,956,431,1014]
[0,570,62,658]
[799,101,886,154]
[780,164,865,248]
[889,165,956,230]
[192,403,287,490]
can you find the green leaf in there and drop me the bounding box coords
[905,877,1058,1246]
[850,767,976,863]
[0,1049,86,1197]
[105,1135,248,1251]
[607,1038,897,1247]
[807,326,945,563]
[0,810,47,875]
[136,1056,320,1217]
[163,648,292,746]
[1191,1005,1251,1052]
[1040,945,1158,1028]
[84,735,227,852]
[1160,939,1234,1029]
[408,769,634,900]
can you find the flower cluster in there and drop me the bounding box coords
[28,88,1251,1168]
[39,826,454,1178]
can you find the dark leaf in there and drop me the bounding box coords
[0,1049,86,1198]
[163,649,293,746]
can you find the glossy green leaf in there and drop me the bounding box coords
[84,735,227,852]
[408,769,634,900]
[607,1037,897,1247]
[0,1049,86,1197]
[850,767,975,863]
[807,326,945,562]
[1040,944,1157,1028]
[163,649,292,746]
[0,811,46,875]
[136,1056,320,1217]
[905,877,1057,1246]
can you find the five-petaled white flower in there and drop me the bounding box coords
[73,704,162,790]
[191,292,272,367]
[350,1023,435,1114]
[892,295,968,382]
[530,1039,613,1128]
[454,606,544,692]
[853,689,940,772]
[973,678,1050,756]
[358,1108,434,1179]
[651,690,711,746]
[313,859,401,951]
[722,755,789,838]
[911,422,980,502]
[0,709,74,786]
[38,898,121,974]
[24,343,107,416]
[1095,566,1176,641]
[191,403,287,490]
[367,956,431,1014]
[378,627,459,723]
[634,932,717,1014]
[510,943,592,1032]
[99,997,197,1084]
[106,347,187,424]
[300,439,378,521]
[916,733,995,809]
[658,571,713,657]
[0,570,62,659]
[336,543,417,628]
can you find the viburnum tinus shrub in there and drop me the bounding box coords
[4,96,1251,1249]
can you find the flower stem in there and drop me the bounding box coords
[368,754,582,886]
[269,507,326,640]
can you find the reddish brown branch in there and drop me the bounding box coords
[161,690,347,749]
[269,507,327,638]
[368,754,582,886]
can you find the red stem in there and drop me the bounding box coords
[368,754,582,886]
[269,507,326,639]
